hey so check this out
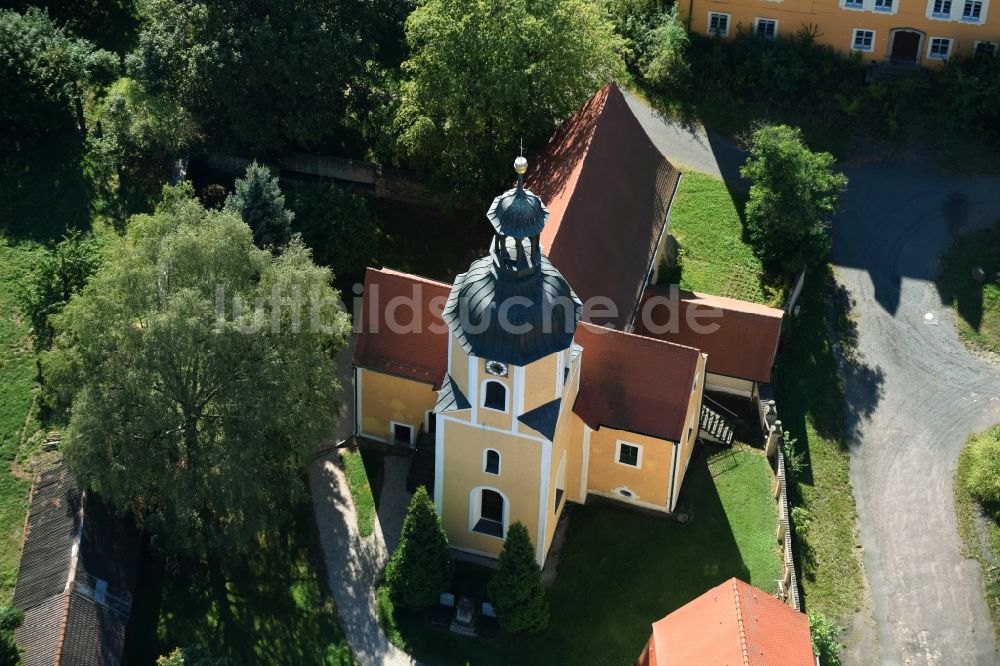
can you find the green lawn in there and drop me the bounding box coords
[341,447,377,538]
[663,172,784,307]
[128,502,354,665]
[0,241,47,604]
[937,221,1000,356]
[379,447,781,665]
[954,426,1000,643]
[773,272,864,623]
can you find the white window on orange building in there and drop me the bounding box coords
[852,28,876,52]
[708,12,730,37]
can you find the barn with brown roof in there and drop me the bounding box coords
[12,463,141,666]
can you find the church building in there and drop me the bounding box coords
[352,84,783,565]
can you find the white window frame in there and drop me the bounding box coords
[843,0,865,10]
[480,379,509,413]
[930,0,954,17]
[483,448,501,475]
[708,11,731,37]
[928,36,953,59]
[615,440,644,468]
[389,421,414,445]
[874,0,894,11]
[974,40,998,56]
[962,0,985,21]
[852,28,876,52]
[468,486,508,539]
[754,18,779,39]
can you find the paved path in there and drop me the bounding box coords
[622,88,746,181]
[309,342,417,666]
[833,163,1000,665]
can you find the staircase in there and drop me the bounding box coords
[406,432,436,493]
[699,399,735,446]
[867,60,927,84]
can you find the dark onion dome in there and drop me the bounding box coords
[442,254,582,366]
[486,184,549,239]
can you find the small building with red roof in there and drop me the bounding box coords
[636,578,816,666]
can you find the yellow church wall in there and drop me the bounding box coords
[357,368,437,443]
[438,417,543,559]
[686,0,1000,67]
[585,427,676,510]
[672,353,708,509]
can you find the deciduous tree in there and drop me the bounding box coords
[44,184,350,556]
[384,486,452,608]
[740,124,847,275]
[18,229,105,349]
[487,521,549,632]
[0,603,22,666]
[287,183,378,279]
[0,7,118,147]
[395,0,625,198]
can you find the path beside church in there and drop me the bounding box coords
[309,341,418,666]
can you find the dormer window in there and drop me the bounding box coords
[483,380,508,412]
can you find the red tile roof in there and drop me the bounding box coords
[643,578,814,666]
[573,322,701,441]
[529,83,680,330]
[352,268,451,387]
[634,287,784,384]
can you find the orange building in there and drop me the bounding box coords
[684,0,1000,65]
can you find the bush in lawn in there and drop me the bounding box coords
[385,486,452,608]
[935,54,1000,149]
[965,428,1000,506]
[740,124,848,276]
[487,521,549,632]
[809,611,843,666]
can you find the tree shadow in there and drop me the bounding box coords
[934,221,1000,338]
[125,500,351,664]
[0,132,93,242]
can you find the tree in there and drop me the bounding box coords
[395,0,625,198]
[18,229,105,349]
[740,124,848,275]
[965,427,1000,505]
[127,0,391,152]
[287,183,379,279]
[487,521,549,632]
[0,603,23,666]
[88,77,199,215]
[44,184,350,556]
[638,4,690,91]
[0,7,118,147]
[156,646,227,666]
[384,486,451,608]
[809,611,843,666]
[224,162,294,249]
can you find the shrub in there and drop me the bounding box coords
[487,522,549,632]
[287,183,378,279]
[0,603,22,666]
[809,611,843,666]
[384,486,452,608]
[18,229,105,348]
[965,428,1000,505]
[638,5,690,92]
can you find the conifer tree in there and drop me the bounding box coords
[487,521,549,632]
[224,162,294,249]
[385,486,452,608]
